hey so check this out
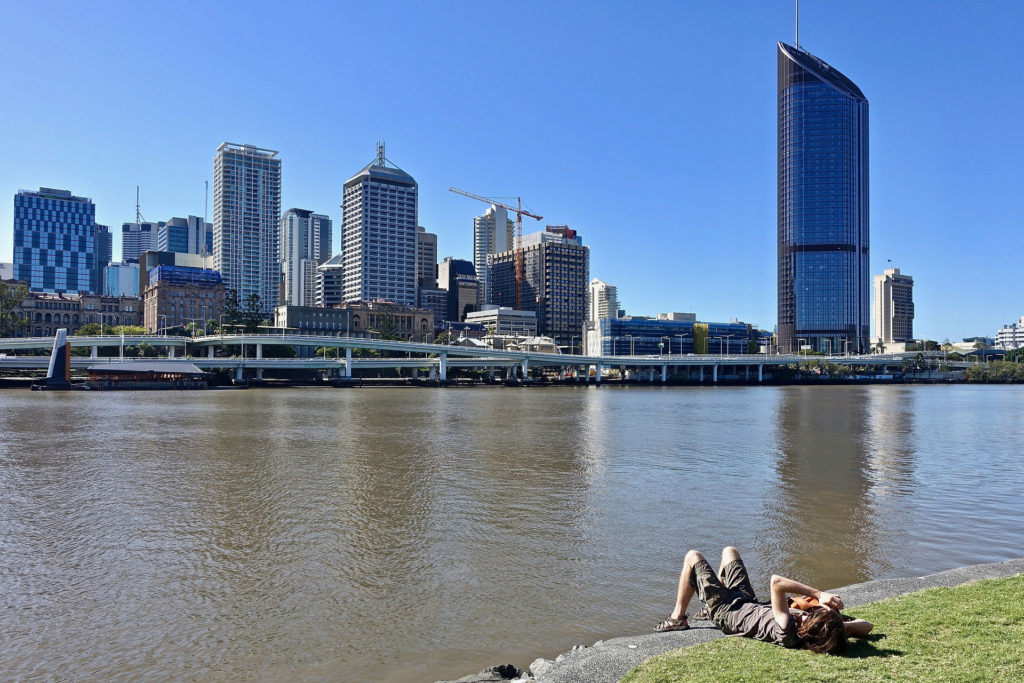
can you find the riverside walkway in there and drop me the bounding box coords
[0,333,960,383]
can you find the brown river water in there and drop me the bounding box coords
[1,385,1022,681]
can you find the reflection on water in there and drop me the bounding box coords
[1,385,1023,682]
[765,387,882,588]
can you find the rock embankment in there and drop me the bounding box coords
[435,558,1024,683]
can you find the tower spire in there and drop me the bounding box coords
[375,140,386,167]
[795,0,799,48]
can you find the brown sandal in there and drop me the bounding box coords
[654,615,689,632]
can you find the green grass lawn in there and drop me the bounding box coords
[623,574,1024,682]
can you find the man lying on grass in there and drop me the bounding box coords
[654,546,873,654]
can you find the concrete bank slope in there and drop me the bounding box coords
[440,558,1024,683]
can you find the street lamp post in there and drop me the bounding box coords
[675,334,688,355]
[625,334,635,356]
[570,335,579,355]
[160,314,167,337]
[660,336,670,355]
[824,339,832,356]
[797,337,807,357]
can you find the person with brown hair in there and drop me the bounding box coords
[654,546,873,654]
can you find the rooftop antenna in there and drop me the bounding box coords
[135,185,142,224]
[375,140,386,167]
[795,0,799,48]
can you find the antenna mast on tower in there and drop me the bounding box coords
[135,186,142,224]
[795,0,799,47]
[375,140,386,167]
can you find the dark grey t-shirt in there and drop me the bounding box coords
[725,602,802,648]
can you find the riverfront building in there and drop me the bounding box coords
[473,205,514,306]
[592,317,762,356]
[158,216,213,256]
[142,265,225,333]
[280,208,332,307]
[13,188,102,294]
[873,267,914,345]
[465,306,538,337]
[213,142,282,314]
[340,143,417,306]
[14,290,142,337]
[489,226,589,347]
[777,42,870,354]
[995,316,1024,350]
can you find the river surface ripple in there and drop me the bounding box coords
[1,385,1022,681]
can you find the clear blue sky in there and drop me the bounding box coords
[1,1,1021,341]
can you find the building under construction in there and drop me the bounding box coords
[488,226,588,348]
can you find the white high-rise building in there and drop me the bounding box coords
[316,254,345,308]
[872,267,914,344]
[213,142,282,313]
[588,278,620,323]
[473,205,515,306]
[995,316,1024,350]
[121,222,161,263]
[280,208,332,306]
[340,143,417,306]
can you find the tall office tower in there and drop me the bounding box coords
[93,224,112,294]
[13,188,98,294]
[280,208,332,306]
[489,226,589,346]
[121,222,161,262]
[473,205,515,306]
[316,254,344,307]
[873,267,914,345]
[587,278,619,322]
[416,226,438,291]
[213,142,282,313]
[437,257,477,322]
[340,143,417,306]
[778,42,869,354]
[158,216,213,256]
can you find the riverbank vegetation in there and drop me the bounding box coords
[623,574,1023,682]
[964,360,1024,383]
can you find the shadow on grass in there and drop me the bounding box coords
[845,633,903,659]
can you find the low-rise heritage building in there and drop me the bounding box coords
[334,300,434,341]
[12,289,142,336]
[142,265,225,333]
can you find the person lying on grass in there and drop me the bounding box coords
[654,546,873,654]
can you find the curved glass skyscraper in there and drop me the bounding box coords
[778,42,869,354]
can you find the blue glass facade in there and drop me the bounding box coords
[598,318,759,356]
[778,43,869,354]
[13,188,98,294]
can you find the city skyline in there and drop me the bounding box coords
[1,1,1022,341]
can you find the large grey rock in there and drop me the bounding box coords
[534,558,1024,683]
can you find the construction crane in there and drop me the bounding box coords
[449,187,542,310]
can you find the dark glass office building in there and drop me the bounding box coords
[778,42,869,354]
[13,188,98,294]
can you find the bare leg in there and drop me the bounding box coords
[718,545,741,580]
[669,549,704,620]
